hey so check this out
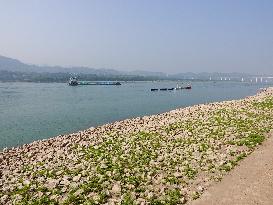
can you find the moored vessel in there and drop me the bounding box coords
[68,77,78,86]
[68,76,121,86]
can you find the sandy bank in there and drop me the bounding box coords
[1,87,273,204]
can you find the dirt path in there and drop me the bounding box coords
[191,132,273,205]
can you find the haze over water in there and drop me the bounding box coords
[1,81,272,149]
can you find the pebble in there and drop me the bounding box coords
[72,174,81,182]
[112,183,121,195]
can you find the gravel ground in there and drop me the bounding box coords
[191,131,273,205]
[1,87,273,204]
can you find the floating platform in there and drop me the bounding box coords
[77,81,121,86]
[151,86,191,91]
[151,88,158,91]
[175,86,191,90]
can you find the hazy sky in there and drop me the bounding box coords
[0,0,273,74]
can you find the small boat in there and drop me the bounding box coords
[151,84,191,91]
[151,88,158,91]
[175,84,191,90]
[175,84,182,90]
[68,77,78,86]
[114,82,122,85]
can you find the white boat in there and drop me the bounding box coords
[175,84,192,90]
[68,77,78,86]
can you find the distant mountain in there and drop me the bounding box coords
[0,55,267,82]
[0,55,32,72]
[0,55,167,77]
[0,55,123,75]
[124,70,167,77]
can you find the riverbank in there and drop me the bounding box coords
[191,131,273,205]
[1,87,273,204]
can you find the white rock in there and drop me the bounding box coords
[60,179,70,186]
[74,188,84,196]
[72,174,81,182]
[112,183,121,195]
[197,185,203,192]
[1,195,8,203]
[23,180,31,185]
[157,156,164,162]
[61,187,67,193]
[174,171,182,178]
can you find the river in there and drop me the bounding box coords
[0,81,271,149]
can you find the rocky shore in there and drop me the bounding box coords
[1,87,273,204]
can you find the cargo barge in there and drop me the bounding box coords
[68,77,121,86]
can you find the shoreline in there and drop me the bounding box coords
[1,87,273,204]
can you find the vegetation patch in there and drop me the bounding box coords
[237,134,265,148]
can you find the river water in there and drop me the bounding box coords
[0,81,272,149]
